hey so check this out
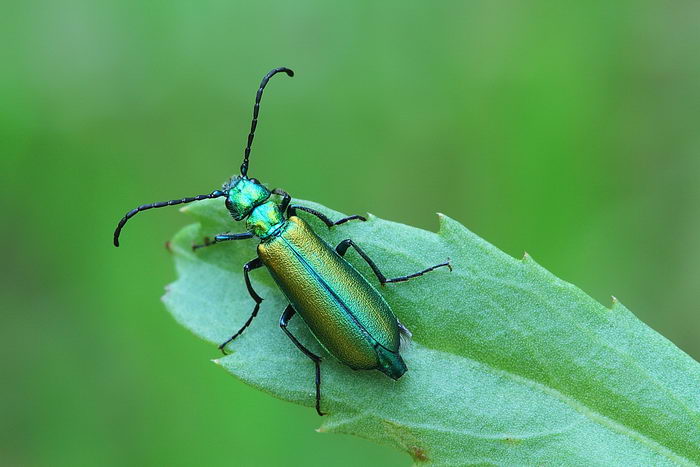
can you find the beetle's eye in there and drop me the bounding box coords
[250,178,260,184]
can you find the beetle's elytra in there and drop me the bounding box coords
[114,67,451,415]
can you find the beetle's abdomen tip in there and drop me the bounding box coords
[376,346,408,380]
[385,358,408,380]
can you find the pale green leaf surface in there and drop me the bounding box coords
[163,199,700,466]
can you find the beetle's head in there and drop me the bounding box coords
[223,176,271,221]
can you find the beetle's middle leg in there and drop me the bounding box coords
[218,257,264,354]
[288,204,366,228]
[279,305,325,416]
[335,239,451,285]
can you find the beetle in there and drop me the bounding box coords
[113,67,451,415]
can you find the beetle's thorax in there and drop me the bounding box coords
[246,201,285,239]
[223,176,285,239]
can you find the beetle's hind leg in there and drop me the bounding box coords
[335,239,451,285]
[218,258,264,353]
[279,305,325,416]
[288,205,365,228]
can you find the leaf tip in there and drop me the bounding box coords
[609,295,629,313]
[436,212,454,235]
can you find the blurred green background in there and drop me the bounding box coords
[2,1,699,466]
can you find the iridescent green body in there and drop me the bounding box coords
[114,67,450,415]
[222,176,407,378]
[258,216,407,379]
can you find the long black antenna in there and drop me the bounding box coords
[113,190,225,247]
[240,67,294,177]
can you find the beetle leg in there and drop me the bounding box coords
[271,188,291,213]
[288,204,366,228]
[192,232,254,250]
[336,239,451,285]
[279,305,325,416]
[218,258,264,353]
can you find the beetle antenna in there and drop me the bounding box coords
[113,190,225,247]
[240,67,294,177]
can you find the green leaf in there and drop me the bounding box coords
[163,199,700,466]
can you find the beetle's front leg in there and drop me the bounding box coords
[288,204,365,228]
[271,188,291,213]
[335,239,451,285]
[192,232,254,250]
[218,257,264,354]
[279,305,325,416]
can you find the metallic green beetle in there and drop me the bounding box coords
[113,67,451,415]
